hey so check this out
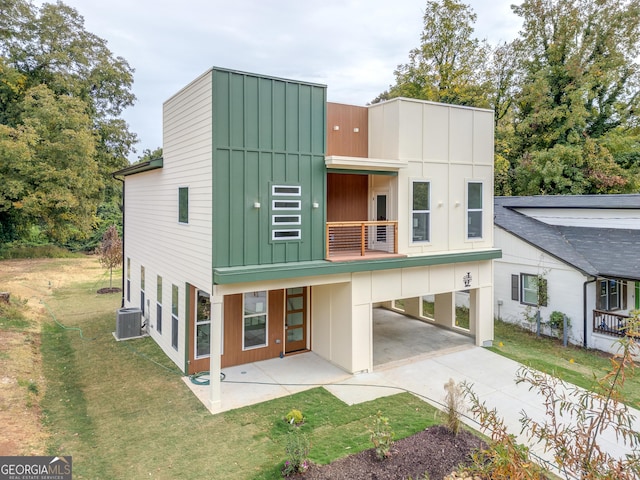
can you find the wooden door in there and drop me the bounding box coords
[285,287,307,354]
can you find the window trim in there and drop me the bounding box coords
[272,199,301,211]
[272,229,302,241]
[410,179,430,244]
[520,273,548,307]
[466,181,483,240]
[242,291,268,351]
[272,185,302,196]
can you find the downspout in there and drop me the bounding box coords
[112,173,125,308]
[583,276,597,348]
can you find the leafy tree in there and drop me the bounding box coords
[507,0,640,193]
[0,0,138,246]
[97,224,122,289]
[1,84,101,243]
[381,0,492,108]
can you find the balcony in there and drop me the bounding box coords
[326,221,402,261]
[593,309,635,337]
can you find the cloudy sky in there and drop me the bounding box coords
[36,0,522,161]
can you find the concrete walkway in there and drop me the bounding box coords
[185,346,640,474]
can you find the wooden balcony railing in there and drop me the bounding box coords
[593,309,633,337]
[326,221,398,259]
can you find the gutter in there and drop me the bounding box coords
[111,172,125,308]
[583,276,597,348]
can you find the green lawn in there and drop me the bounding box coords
[37,268,442,479]
[491,319,640,408]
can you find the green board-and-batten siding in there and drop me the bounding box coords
[211,68,327,268]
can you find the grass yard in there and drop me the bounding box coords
[26,258,443,479]
[491,319,640,408]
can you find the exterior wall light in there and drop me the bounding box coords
[253,202,261,208]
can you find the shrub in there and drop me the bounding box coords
[285,408,304,426]
[368,411,394,460]
[443,378,464,435]
[281,430,310,477]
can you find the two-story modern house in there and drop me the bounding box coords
[494,195,640,356]
[114,67,500,412]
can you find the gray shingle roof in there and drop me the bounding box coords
[494,195,640,281]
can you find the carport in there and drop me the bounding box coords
[373,307,474,366]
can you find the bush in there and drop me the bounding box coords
[285,409,304,426]
[368,411,394,460]
[281,430,310,477]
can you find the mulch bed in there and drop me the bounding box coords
[97,287,122,294]
[295,425,486,480]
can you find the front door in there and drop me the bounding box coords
[188,287,211,374]
[285,287,307,354]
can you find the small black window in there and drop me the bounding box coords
[178,187,189,224]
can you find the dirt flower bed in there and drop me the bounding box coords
[296,425,486,480]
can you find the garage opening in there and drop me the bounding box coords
[373,293,474,366]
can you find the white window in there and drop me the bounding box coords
[156,275,162,334]
[411,181,430,242]
[272,230,301,240]
[195,291,211,358]
[171,284,179,350]
[272,200,301,210]
[272,185,301,196]
[272,215,301,225]
[243,291,267,349]
[599,279,622,311]
[466,182,483,239]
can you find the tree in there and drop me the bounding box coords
[381,0,492,108]
[506,0,640,193]
[97,224,122,289]
[0,84,101,243]
[0,0,137,245]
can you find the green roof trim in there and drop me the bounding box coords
[213,249,502,284]
[112,157,163,176]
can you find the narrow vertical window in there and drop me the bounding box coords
[156,275,163,334]
[467,182,483,239]
[178,187,189,224]
[126,257,131,302]
[171,284,179,350]
[140,266,145,316]
[243,291,267,349]
[195,291,211,358]
[411,181,430,242]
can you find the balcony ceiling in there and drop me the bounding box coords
[325,155,408,172]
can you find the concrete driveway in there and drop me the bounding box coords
[185,345,639,474]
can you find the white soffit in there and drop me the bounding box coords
[325,155,408,172]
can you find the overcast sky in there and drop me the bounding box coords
[35,0,522,161]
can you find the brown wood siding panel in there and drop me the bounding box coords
[221,291,285,368]
[327,103,368,157]
[327,173,368,221]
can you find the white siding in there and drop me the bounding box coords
[494,228,588,347]
[123,70,213,370]
[369,99,494,256]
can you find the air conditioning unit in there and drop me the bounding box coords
[115,307,142,340]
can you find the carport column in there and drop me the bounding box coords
[433,292,454,328]
[472,286,494,346]
[402,297,422,317]
[208,287,223,412]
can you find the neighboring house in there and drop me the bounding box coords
[494,195,640,355]
[114,67,500,412]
